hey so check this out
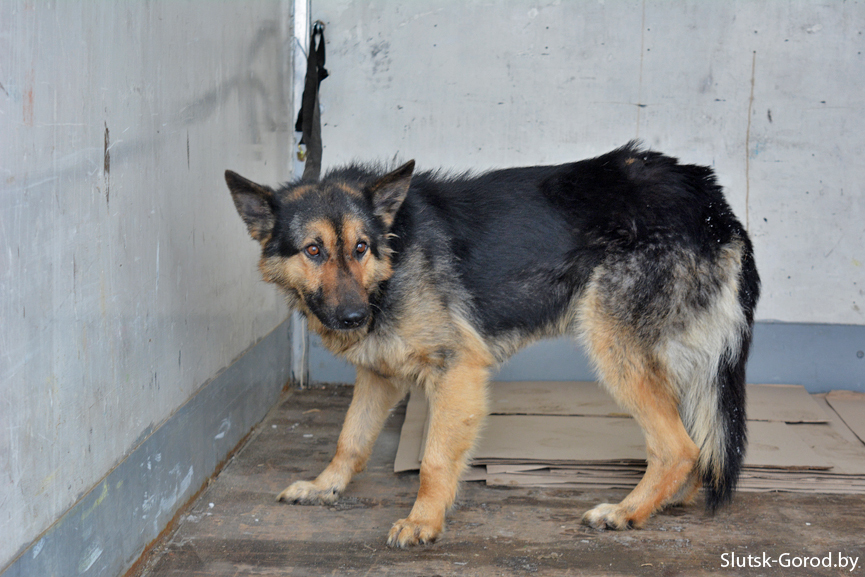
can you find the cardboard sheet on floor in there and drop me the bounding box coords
[472,419,828,470]
[474,415,646,463]
[462,466,488,482]
[486,472,642,488]
[814,395,863,446]
[825,390,865,445]
[744,421,831,469]
[393,381,865,494]
[488,381,627,417]
[490,381,828,423]
[393,391,427,473]
[787,424,865,475]
[747,384,829,423]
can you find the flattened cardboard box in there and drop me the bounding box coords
[393,381,865,494]
[825,390,865,445]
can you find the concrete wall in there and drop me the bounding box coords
[316,0,864,325]
[306,0,865,389]
[0,2,293,573]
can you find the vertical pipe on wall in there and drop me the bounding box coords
[290,0,311,387]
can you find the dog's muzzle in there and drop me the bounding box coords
[335,304,369,330]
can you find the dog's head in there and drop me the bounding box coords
[225,161,414,332]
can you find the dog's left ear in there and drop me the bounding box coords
[367,160,414,229]
[225,170,276,242]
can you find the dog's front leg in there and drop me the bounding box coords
[278,367,406,505]
[387,359,489,547]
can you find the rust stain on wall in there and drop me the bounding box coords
[23,69,34,125]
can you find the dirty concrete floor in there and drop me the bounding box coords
[136,384,865,576]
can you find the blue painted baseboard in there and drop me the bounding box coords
[309,321,865,393]
[2,321,291,577]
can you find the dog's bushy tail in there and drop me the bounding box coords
[701,325,751,512]
[674,238,760,513]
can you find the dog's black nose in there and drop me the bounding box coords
[338,307,368,329]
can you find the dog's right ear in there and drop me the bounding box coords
[367,160,414,229]
[225,170,275,242]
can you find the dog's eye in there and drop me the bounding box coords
[355,241,368,256]
[305,244,321,258]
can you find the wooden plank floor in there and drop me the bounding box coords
[136,384,865,576]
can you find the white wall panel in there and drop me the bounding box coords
[315,0,865,325]
[0,2,292,568]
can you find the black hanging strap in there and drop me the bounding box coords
[297,21,328,181]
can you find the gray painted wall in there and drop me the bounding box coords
[1,2,293,571]
[306,0,865,389]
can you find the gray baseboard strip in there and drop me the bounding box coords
[747,321,864,392]
[310,321,865,393]
[2,320,291,577]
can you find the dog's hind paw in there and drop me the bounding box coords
[277,480,339,505]
[386,517,442,548]
[581,503,640,531]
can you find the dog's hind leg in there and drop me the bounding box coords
[387,353,490,547]
[583,358,699,530]
[578,293,700,530]
[278,367,406,505]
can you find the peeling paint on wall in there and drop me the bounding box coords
[80,482,109,522]
[76,541,103,574]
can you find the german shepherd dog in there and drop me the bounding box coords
[225,142,760,547]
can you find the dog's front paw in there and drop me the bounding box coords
[581,503,639,531]
[386,516,442,548]
[277,480,339,505]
